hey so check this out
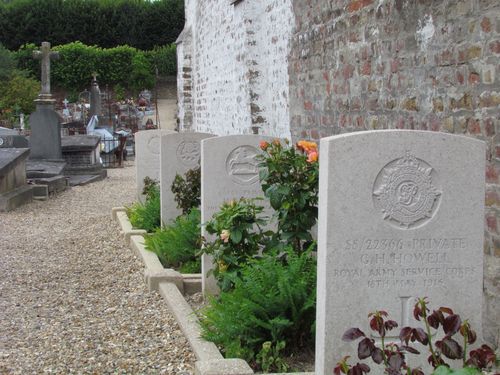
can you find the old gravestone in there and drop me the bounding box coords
[201,135,276,294]
[135,129,174,202]
[315,131,485,375]
[160,132,215,225]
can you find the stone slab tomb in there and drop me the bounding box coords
[0,127,29,149]
[0,148,33,211]
[160,132,215,225]
[135,129,174,202]
[201,135,276,295]
[315,131,485,375]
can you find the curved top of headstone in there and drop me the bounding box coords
[0,148,30,177]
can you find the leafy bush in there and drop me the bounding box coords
[203,198,269,292]
[145,208,201,272]
[126,179,161,232]
[146,44,177,76]
[199,248,317,372]
[0,0,184,51]
[336,298,498,375]
[0,70,39,120]
[171,167,201,215]
[258,140,319,252]
[0,43,14,80]
[14,42,160,92]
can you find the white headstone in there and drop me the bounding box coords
[201,135,276,294]
[160,132,215,225]
[135,129,174,201]
[316,130,485,375]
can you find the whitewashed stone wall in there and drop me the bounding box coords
[176,0,293,138]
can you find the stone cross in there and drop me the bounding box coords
[33,42,59,97]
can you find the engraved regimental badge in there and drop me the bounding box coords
[226,145,259,185]
[373,152,441,229]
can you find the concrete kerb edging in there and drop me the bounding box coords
[111,207,314,375]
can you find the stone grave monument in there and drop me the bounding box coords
[0,127,28,149]
[89,74,101,120]
[135,129,174,202]
[61,135,107,186]
[29,42,63,161]
[201,135,276,295]
[160,132,215,225]
[315,130,485,375]
[0,148,33,211]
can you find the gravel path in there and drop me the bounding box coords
[0,163,195,374]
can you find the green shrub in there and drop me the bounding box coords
[126,180,161,232]
[145,208,201,272]
[0,0,184,51]
[0,70,39,119]
[258,140,319,253]
[0,43,14,80]
[13,42,163,93]
[146,44,177,76]
[199,248,317,372]
[203,198,269,292]
[171,167,201,215]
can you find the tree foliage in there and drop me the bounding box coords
[0,0,184,51]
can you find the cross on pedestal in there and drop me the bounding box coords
[33,42,59,103]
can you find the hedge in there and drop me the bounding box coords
[14,42,176,93]
[0,0,184,51]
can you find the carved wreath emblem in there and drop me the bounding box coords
[373,152,441,229]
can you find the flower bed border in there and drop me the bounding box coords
[112,206,315,375]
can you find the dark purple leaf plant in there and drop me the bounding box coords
[334,298,498,375]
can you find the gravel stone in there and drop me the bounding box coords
[0,162,195,374]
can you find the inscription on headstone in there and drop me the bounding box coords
[160,132,215,225]
[201,135,276,294]
[315,131,485,375]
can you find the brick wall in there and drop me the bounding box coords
[176,0,294,137]
[289,0,499,344]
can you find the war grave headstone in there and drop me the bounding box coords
[135,129,174,202]
[201,135,277,295]
[315,130,485,375]
[0,148,33,211]
[160,132,215,225]
[0,127,29,149]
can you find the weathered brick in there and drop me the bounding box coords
[489,40,500,54]
[458,45,482,62]
[347,0,373,13]
[486,163,499,183]
[481,17,492,32]
[467,118,482,134]
[469,72,480,85]
[486,190,500,207]
[433,97,444,112]
[479,92,500,108]
[451,93,474,110]
[486,214,498,234]
[402,97,418,111]
[484,118,496,137]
